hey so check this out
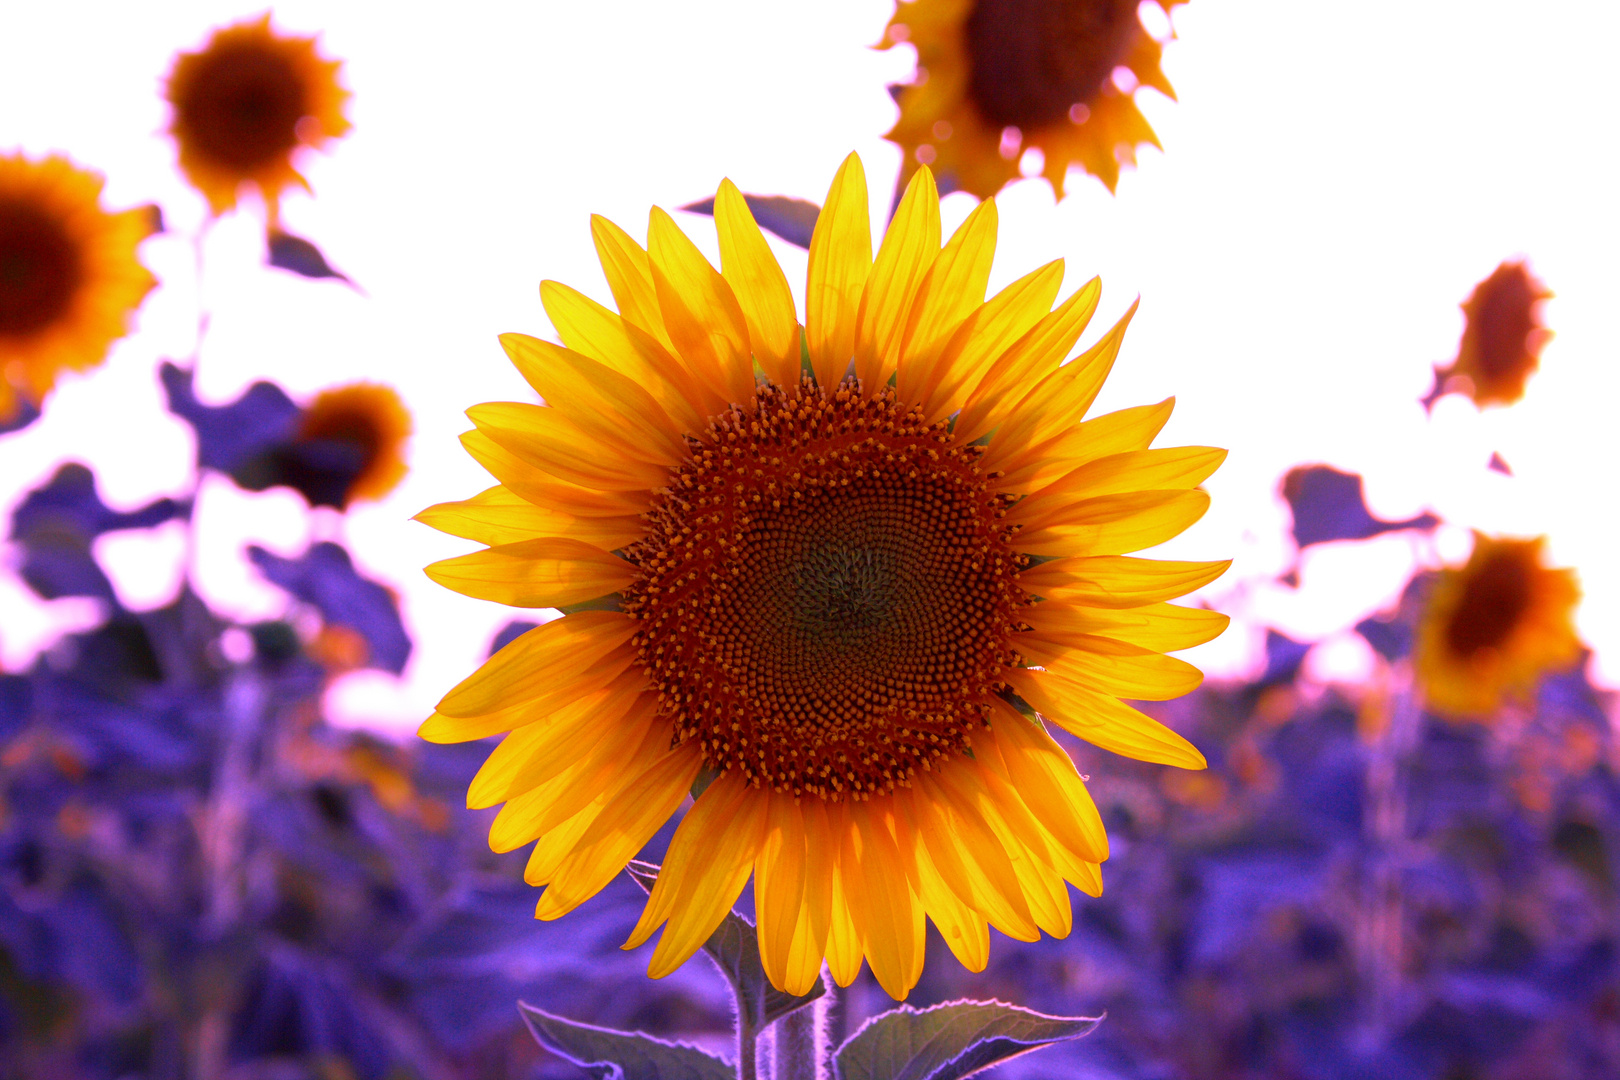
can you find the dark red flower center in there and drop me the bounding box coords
[175,42,308,171]
[0,198,82,339]
[964,0,1142,129]
[1445,547,1535,658]
[624,382,1030,800]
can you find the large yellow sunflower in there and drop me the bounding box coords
[881,0,1186,199]
[0,153,155,421]
[1415,533,1580,720]
[1429,261,1552,409]
[165,15,351,221]
[418,154,1227,1000]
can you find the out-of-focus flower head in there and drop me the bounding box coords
[165,14,351,222]
[279,382,412,508]
[0,153,155,420]
[1426,260,1553,410]
[417,151,1227,1000]
[880,0,1185,199]
[1415,533,1581,719]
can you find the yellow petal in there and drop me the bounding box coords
[985,301,1138,467]
[436,611,638,719]
[955,277,1101,443]
[754,789,809,992]
[1018,555,1232,609]
[895,798,989,972]
[424,536,637,609]
[499,333,686,463]
[787,797,837,995]
[539,279,707,432]
[589,214,674,351]
[853,166,940,396]
[714,179,801,390]
[414,485,645,550]
[994,399,1179,492]
[896,197,997,411]
[1024,602,1231,654]
[913,772,1039,941]
[647,773,770,978]
[1008,447,1227,530]
[918,259,1065,425]
[1043,638,1205,700]
[647,206,756,407]
[466,684,646,808]
[467,402,672,493]
[825,806,866,988]
[524,801,605,888]
[625,769,744,950]
[984,699,1108,863]
[1013,489,1210,558]
[849,801,923,999]
[1006,667,1207,769]
[936,764,1070,938]
[805,153,872,390]
[537,740,703,918]
[459,429,653,517]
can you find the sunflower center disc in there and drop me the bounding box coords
[1446,548,1535,657]
[178,44,307,169]
[964,0,1143,129]
[625,382,1029,800]
[0,199,82,338]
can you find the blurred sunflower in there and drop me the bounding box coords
[0,153,155,421]
[881,0,1185,199]
[418,153,1226,999]
[166,15,350,221]
[278,383,412,508]
[1415,533,1580,719]
[1427,261,1552,410]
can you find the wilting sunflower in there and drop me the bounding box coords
[418,153,1226,999]
[1,153,155,421]
[165,15,350,221]
[881,0,1186,199]
[278,383,412,508]
[1425,261,1552,410]
[1415,533,1580,720]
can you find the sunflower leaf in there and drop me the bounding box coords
[1281,465,1438,550]
[248,542,412,673]
[267,229,354,285]
[681,194,821,250]
[625,859,825,1028]
[834,999,1102,1080]
[517,1001,733,1080]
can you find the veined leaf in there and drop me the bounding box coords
[518,1001,732,1080]
[835,999,1102,1080]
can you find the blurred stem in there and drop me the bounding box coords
[736,1012,758,1080]
[1359,666,1422,1036]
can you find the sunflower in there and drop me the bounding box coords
[281,382,412,508]
[1427,261,1552,409]
[418,153,1227,999]
[880,0,1186,199]
[165,15,350,221]
[1415,533,1580,720]
[1,153,155,421]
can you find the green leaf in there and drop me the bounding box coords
[834,999,1103,1080]
[518,1001,733,1080]
[626,860,825,1028]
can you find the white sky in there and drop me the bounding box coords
[2,0,1617,734]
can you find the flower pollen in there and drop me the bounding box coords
[623,380,1031,801]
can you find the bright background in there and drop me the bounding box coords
[3,0,1617,733]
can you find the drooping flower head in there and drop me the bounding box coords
[418,153,1227,999]
[0,153,155,421]
[1427,260,1552,410]
[165,15,351,221]
[881,0,1186,199]
[1415,533,1580,719]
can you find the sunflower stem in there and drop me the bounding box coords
[770,974,831,1080]
[736,1012,758,1080]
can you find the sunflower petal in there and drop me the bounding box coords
[985,699,1108,863]
[459,430,653,517]
[466,684,646,808]
[714,179,801,390]
[850,801,923,999]
[425,536,637,609]
[920,259,1065,424]
[500,333,686,463]
[993,398,1177,493]
[436,611,638,719]
[589,214,674,350]
[1006,666,1207,769]
[415,485,644,550]
[854,167,940,395]
[1009,447,1226,529]
[1019,555,1231,608]
[1025,602,1231,654]
[755,789,809,992]
[537,740,703,919]
[467,402,672,492]
[956,277,1101,443]
[914,772,1039,941]
[1013,489,1211,558]
[806,153,872,390]
[647,206,756,407]
[897,197,997,411]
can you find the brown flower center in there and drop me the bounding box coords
[1445,548,1534,658]
[1464,264,1542,383]
[963,0,1143,129]
[624,382,1029,800]
[0,198,82,339]
[174,42,308,171]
